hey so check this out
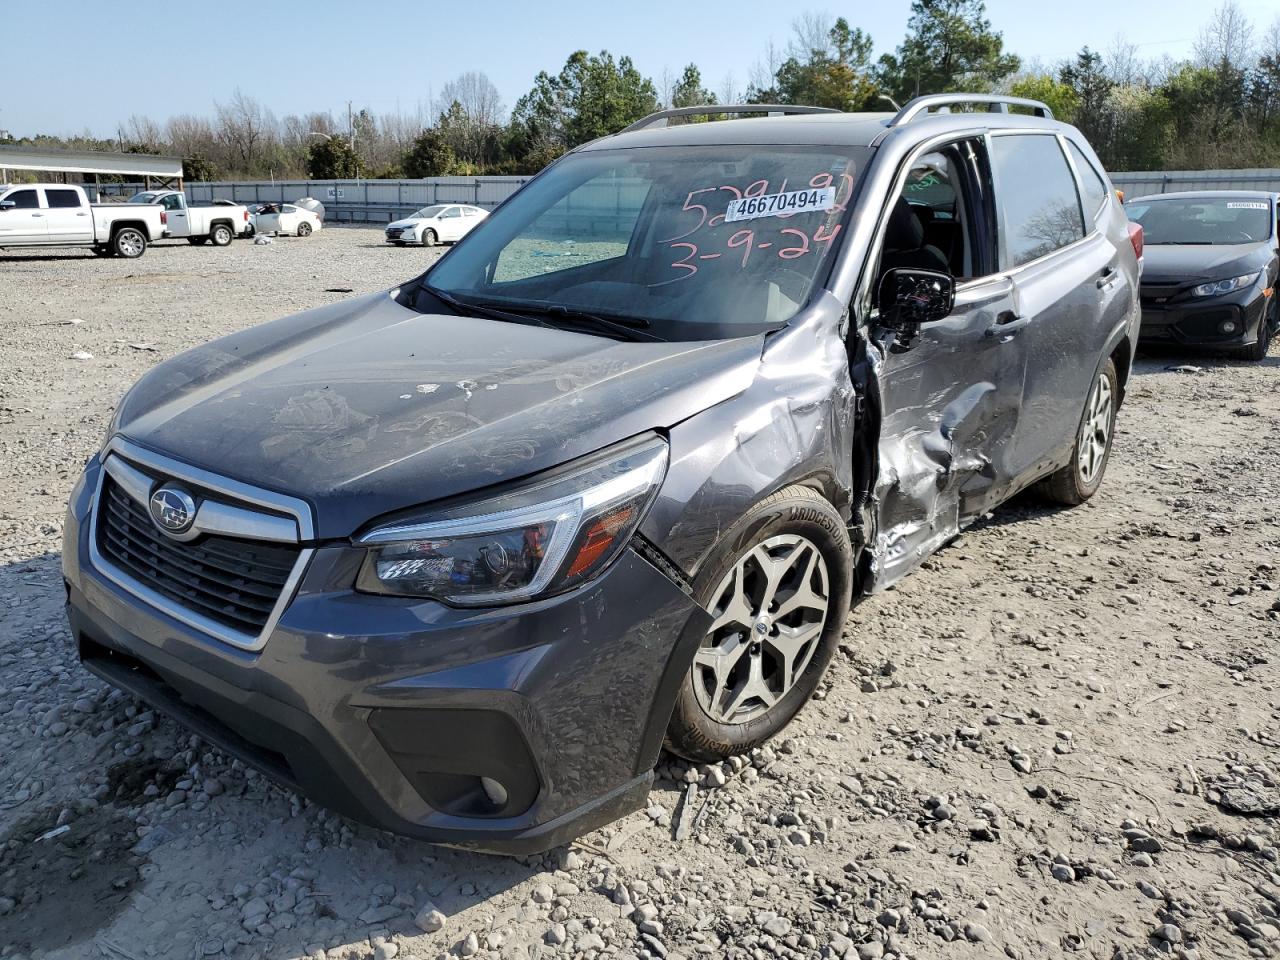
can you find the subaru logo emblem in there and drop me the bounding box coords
[149,485,197,535]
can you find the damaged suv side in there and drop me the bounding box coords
[64,96,1141,853]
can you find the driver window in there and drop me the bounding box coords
[873,139,992,302]
[440,207,461,218]
[162,194,184,211]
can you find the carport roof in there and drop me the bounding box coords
[0,145,184,179]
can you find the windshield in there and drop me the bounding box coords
[413,205,448,219]
[128,192,159,204]
[420,143,869,341]
[1126,197,1272,245]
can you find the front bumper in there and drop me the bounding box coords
[64,454,708,853]
[1138,284,1270,347]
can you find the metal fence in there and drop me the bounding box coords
[186,177,532,224]
[84,168,1280,221]
[1111,168,1280,196]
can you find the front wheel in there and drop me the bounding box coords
[421,228,437,246]
[112,227,146,259]
[665,486,853,763]
[297,221,313,238]
[209,224,233,246]
[1037,358,1118,505]
[1236,306,1273,362]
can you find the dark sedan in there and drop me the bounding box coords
[1126,191,1279,360]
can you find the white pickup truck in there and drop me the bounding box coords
[128,190,251,246]
[0,183,166,258]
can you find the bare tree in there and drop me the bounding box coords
[436,72,506,128]
[214,89,274,173]
[748,39,784,95]
[1105,36,1143,87]
[720,72,738,106]
[788,11,833,58]
[119,115,163,150]
[1194,1,1254,68]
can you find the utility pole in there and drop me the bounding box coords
[347,100,358,180]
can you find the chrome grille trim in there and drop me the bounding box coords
[88,436,316,652]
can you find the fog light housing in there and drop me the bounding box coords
[1220,320,1238,334]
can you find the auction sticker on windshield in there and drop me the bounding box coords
[1227,202,1268,209]
[724,187,835,223]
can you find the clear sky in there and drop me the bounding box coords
[2,0,1277,138]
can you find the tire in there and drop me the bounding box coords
[421,228,437,247]
[1236,305,1273,362]
[111,227,146,259]
[209,223,233,247]
[665,485,854,763]
[297,221,313,238]
[1037,358,1118,506]
[245,224,255,237]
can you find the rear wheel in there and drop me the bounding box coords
[297,221,313,238]
[421,228,437,247]
[209,224,233,246]
[1038,358,1117,505]
[665,486,853,762]
[112,227,146,259]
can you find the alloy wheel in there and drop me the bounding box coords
[1078,373,1113,484]
[693,534,830,724]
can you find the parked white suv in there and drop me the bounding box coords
[384,204,488,246]
[0,184,166,258]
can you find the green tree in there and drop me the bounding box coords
[306,135,358,179]
[1009,75,1081,123]
[511,50,660,151]
[401,129,457,178]
[1059,48,1116,155]
[182,154,220,182]
[758,18,881,110]
[671,64,717,108]
[877,0,1020,100]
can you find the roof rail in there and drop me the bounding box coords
[889,94,1054,126]
[621,104,840,133]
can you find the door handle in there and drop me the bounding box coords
[1097,265,1117,289]
[31,212,45,217]
[76,212,89,217]
[985,310,1030,338]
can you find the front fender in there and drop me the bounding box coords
[640,293,857,579]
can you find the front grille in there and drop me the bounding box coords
[96,475,301,635]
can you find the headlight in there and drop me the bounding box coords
[1192,272,1259,297]
[355,435,668,605]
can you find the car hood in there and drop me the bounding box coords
[1141,242,1272,283]
[115,291,763,539]
[386,218,424,230]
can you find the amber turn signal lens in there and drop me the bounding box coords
[565,504,637,580]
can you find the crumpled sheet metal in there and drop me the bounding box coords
[864,338,996,591]
[641,293,857,581]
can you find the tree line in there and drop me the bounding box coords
[5,0,1279,181]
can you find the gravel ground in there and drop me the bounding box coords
[0,227,1278,960]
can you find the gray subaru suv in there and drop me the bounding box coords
[64,95,1142,853]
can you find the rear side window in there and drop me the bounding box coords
[4,189,40,209]
[991,134,1085,267]
[46,189,82,209]
[1067,142,1109,219]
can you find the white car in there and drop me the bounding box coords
[384,204,487,246]
[255,203,322,238]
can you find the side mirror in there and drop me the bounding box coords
[878,268,956,329]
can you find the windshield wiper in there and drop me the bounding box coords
[521,304,662,343]
[421,283,551,330]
